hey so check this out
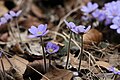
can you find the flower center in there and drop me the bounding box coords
[37,32,42,34]
[49,49,54,52]
[114,68,119,72]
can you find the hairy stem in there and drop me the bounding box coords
[1,58,7,80]
[40,37,47,72]
[65,31,72,69]
[78,34,83,72]
[49,54,52,68]
[15,18,22,42]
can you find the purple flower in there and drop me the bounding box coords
[46,42,59,54]
[0,17,7,24]
[4,13,13,21]
[64,20,76,29]
[28,24,49,38]
[9,10,22,18]
[108,67,120,75]
[92,9,106,22]
[104,18,112,25]
[71,25,91,34]
[110,17,120,34]
[81,2,98,14]
[104,1,120,19]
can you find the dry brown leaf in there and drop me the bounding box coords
[96,61,111,70]
[19,16,41,29]
[24,59,49,78]
[42,65,73,80]
[70,53,88,69]
[11,43,24,54]
[0,32,9,42]
[31,4,46,18]
[0,55,28,74]
[0,1,8,16]
[83,29,102,44]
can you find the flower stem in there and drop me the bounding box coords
[78,34,83,72]
[40,37,47,72]
[65,31,72,69]
[0,58,7,80]
[15,18,22,42]
[49,54,52,68]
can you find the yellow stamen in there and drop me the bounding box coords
[38,32,42,34]
[49,49,53,52]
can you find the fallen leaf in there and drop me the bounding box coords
[0,32,9,42]
[70,53,88,69]
[83,29,102,44]
[0,55,28,74]
[31,4,46,18]
[96,61,111,70]
[23,59,49,80]
[42,65,73,80]
[19,16,41,29]
[0,1,8,16]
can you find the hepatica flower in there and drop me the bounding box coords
[64,20,76,29]
[110,17,120,33]
[46,42,59,54]
[108,66,120,75]
[28,24,49,38]
[4,13,13,21]
[9,10,22,18]
[92,9,106,22]
[71,25,91,34]
[81,2,98,14]
[104,1,120,19]
[0,17,7,24]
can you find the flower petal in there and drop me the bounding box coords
[1,17,7,24]
[9,11,16,17]
[28,35,36,38]
[16,10,22,17]
[42,30,49,36]
[38,24,47,32]
[85,25,91,33]
[71,28,78,34]
[4,13,12,20]
[117,28,120,34]
[28,26,38,34]
[81,6,89,13]
[110,24,119,29]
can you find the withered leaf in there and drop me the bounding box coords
[96,61,111,70]
[0,1,8,16]
[0,32,9,42]
[42,65,73,80]
[70,53,88,69]
[0,55,28,74]
[83,29,102,45]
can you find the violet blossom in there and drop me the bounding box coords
[0,17,7,24]
[64,20,76,29]
[92,9,106,22]
[9,10,22,18]
[4,13,13,21]
[108,66,120,75]
[81,2,98,14]
[110,17,120,33]
[28,24,49,38]
[46,42,59,54]
[104,1,120,19]
[71,25,91,34]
